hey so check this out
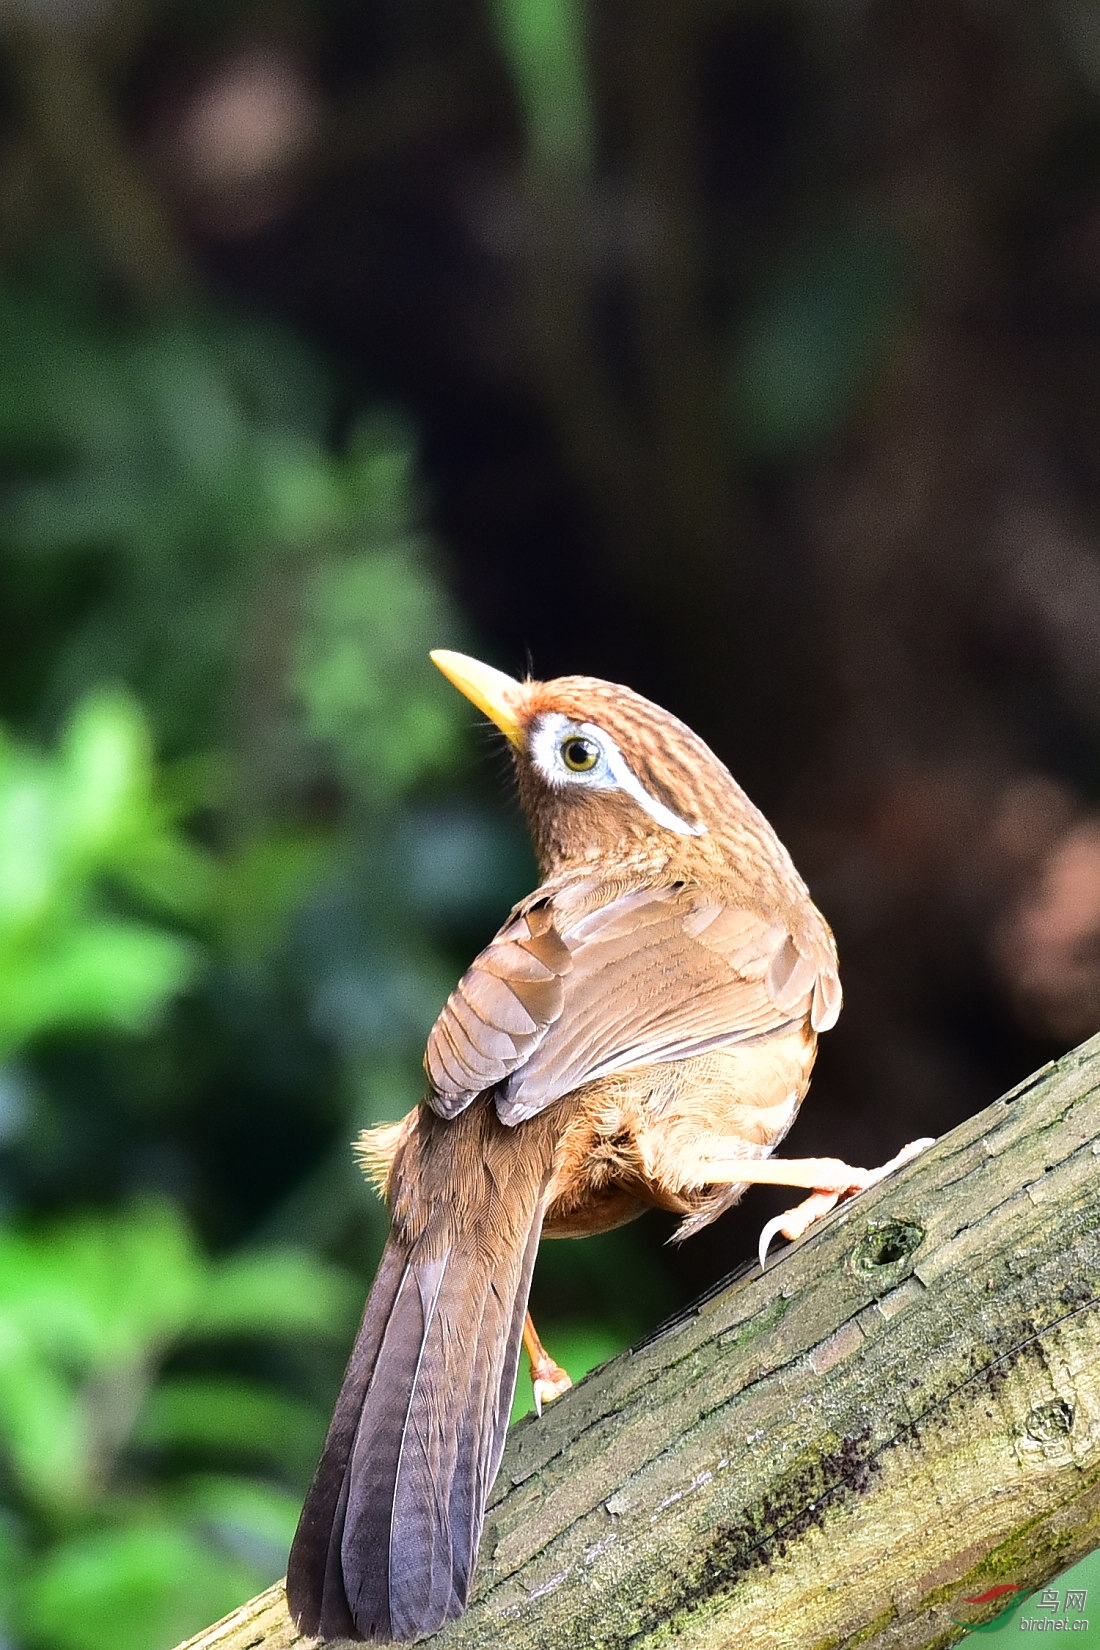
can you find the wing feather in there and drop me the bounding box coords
[425,879,839,1124]
[454,970,540,1040]
[425,905,572,1116]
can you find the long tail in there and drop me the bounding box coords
[286,1099,556,1642]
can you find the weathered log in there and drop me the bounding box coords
[177,1033,1100,1649]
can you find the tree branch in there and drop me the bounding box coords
[177,1033,1100,1649]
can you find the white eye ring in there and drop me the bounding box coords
[527,713,706,836]
[528,717,610,785]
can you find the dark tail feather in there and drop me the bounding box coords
[286,1237,410,1639]
[286,1108,551,1642]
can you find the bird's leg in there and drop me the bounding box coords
[522,1311,572,1416]
[688,1139,935,1269]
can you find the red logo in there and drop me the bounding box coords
[950,1584,1031,1633]
[962,1586,1026,1604]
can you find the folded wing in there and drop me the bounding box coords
[424,881,840,1125]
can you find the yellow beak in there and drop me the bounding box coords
[430,650,526,748]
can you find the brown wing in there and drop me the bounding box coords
[424,882,840,1125]
[424,898,573,1117]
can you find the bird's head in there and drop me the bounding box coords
[431,650,804,897]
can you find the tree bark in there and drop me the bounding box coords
[177,1033,1100,1649]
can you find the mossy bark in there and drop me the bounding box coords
[177,1034,1100,1650]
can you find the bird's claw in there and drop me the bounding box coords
[532,1367,573,1417]
[757,1212,788,1272]
[523,1309,573,1417]
[757,1136,936,1270]
[758,1189,843,1269]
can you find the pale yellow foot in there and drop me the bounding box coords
[522,1310,573,1416]
[755,1137,935,1269]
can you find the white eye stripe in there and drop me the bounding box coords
[595,727,707,836]
[528,713,707,837]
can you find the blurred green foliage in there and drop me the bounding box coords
[492,0,594,169]
[1,1200,357,1650]
[0,254,523,1649]
[0,692,206,1058]
[0,257,452,763]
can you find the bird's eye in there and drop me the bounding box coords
[560,735,600,772]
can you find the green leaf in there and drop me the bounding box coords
[56,690,151,867]
[118,830,218,920]
[0,921,198,1049]
[0,763,55,937]
[18,1519,261,1650]
[0,1205,351,1522]
[0,692,209,1055]
[0,1203,203,1368]
[54,1202,203,1362]
[0,1504,26,1641]
[135,330,246,484]
[191,1249,359,1341]
[0,1230,106,1364]
[491,0,594,168]
[214,828,331,961]
[173,1473,301,1558]
[255,437,344,542]
[135,1376,324,1473]
[0,1332,89,1514]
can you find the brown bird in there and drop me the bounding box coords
[286,652,929,1642]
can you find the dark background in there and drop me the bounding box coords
[2,3,1100,1646]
